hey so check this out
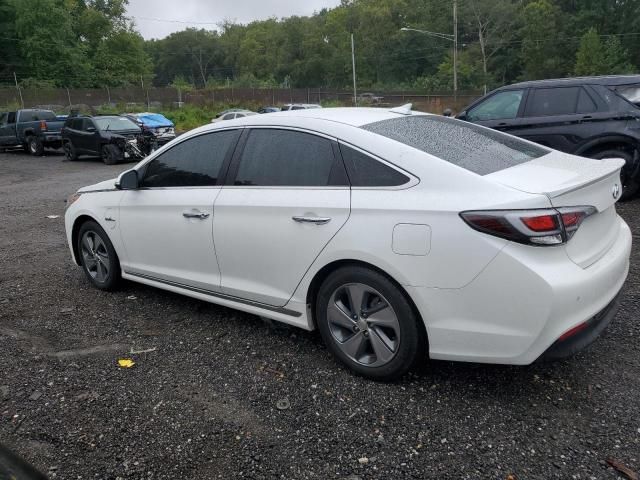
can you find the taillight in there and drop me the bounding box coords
[460,206,596,246]
[40,120,47,131]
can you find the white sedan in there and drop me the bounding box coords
[64,106,631,380]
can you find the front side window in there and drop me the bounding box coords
[0,113,7,126]
[222,113,235,120]
[362,116,548,176]
[234,129,346,187]
[82,119,96,131]
[525,87,580,117]
[7,112,16,124]
[141,130,239,188]
[467,90,524,121]
[577,88,597,114]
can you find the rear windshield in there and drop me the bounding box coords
[20,110,56,122]
[362,115,549,175]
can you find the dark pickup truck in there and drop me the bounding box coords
[0,109,65,155]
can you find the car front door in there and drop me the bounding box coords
[463,89,526,133]
[118,129,241,291]
[213,128,351,307]
[516,86,602,152]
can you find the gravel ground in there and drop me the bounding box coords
[1,150,639,480]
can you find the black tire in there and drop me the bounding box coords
[63,141,77,161]
[315,266,426,381]
[101,144,122,165]
[76,220,121,291]
[26,136,44,156]
[589,149,639,201]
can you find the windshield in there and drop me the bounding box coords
[94,116,139,131]
[362,115,549,175]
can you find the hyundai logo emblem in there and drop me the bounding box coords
[612,183,620,199]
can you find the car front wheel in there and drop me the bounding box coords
[77,220,121,290]
[101,144,122,165]
[316,266,426,381]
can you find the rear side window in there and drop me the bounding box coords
[142,130,239,188]
[362,116,548,176]
[525,87,580,116]
[233,129,346,187]
[340,144,409,186]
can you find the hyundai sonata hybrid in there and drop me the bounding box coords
[64,106,631,380]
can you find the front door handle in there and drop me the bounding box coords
[292,216,331,225]
[183,211,210,219]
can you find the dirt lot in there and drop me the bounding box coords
[1,150,639,480]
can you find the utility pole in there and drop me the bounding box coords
[453,0,458,102]
[351,33,357,107]
[13,72,24,109]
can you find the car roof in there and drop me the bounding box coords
[502,74,640,90]
[198,107,427,133]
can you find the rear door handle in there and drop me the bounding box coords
[183,210,210,219]
[292,216,331,225]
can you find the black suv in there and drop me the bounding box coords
[458,75,640,198]
[61,115,146,164]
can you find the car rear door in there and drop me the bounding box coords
[118,129,240,291]
[212,128,351,307]
[463,89,526,133]
[516,86,604,153]
[0,112,17,146]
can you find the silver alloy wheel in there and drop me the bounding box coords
[80,230,110,283]
[327,283,401,367]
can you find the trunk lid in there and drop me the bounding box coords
[487,152,624,268]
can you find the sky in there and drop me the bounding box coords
[126,0,342,40]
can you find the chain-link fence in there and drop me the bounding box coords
[0,86,480,113]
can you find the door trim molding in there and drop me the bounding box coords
[124,270,302,317]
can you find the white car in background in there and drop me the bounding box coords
[65,106,631,380]
[211,110,257,123]
[281,103,322,111]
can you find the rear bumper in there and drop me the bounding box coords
[537,293,620,361]
[42,133,62,144]
[407,215,631,365]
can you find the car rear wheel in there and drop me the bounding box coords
[589,149,639,200]
[63,141,77,161]
[315,266,426,381]
[27,136,44,156]
[101,144,122,165]
[77,220,121,290]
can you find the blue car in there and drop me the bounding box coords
[123,112,176,145]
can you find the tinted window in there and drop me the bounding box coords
[0,113,7,125]
[525,87,580,116]
[598,85,638,111]
[234,129,345,186]
[222,113,235,120]
[19,110,56,122]
[7,112,16,124]
[577,88,597,113]
[468,90,524,121]
[362,116,548,176]
[142,130,239,188]
[82,119,95,131]
[340,144,409,186]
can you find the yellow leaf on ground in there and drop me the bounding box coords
[117,358,135,368]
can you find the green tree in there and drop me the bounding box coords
[520,0,570,79]
[574,28,606,75]
[603,35,634,74]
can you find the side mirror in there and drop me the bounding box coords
[456,110,467,120]
[442,108,453,117]
[116,169,139,190]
